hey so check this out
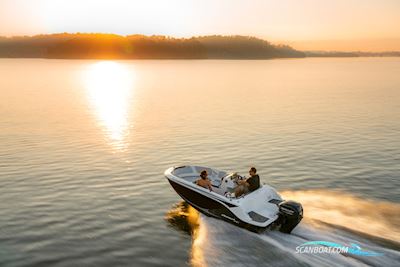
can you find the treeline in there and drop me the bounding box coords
[305,51,400,57]
[0,33,305,59]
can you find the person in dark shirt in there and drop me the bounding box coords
[246,167,260,192]
[234,167,260,197]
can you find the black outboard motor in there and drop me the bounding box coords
[278,200,303,233]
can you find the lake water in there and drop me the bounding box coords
[0,58,399,266]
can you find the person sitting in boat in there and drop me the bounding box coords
[234,167,260,197]
[196,170,213,191]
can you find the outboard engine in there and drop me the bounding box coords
[278,200,303,233]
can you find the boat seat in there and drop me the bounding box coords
[210,180,221,188]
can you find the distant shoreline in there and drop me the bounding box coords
[1,56,399,61]
[0,33,399,59]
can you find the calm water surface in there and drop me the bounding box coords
[0,58,399,266]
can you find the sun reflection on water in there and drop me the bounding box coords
[165,202,206,267]
[84,61,134,150]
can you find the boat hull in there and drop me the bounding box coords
[168,179,269,233]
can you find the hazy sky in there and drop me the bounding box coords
[1,0,399,51]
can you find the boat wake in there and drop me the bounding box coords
[166,190,400,267]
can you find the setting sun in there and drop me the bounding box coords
[1,0,399,51]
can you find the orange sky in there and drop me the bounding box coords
[1,0,399,51]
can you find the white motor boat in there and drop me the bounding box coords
[165,165,303,233]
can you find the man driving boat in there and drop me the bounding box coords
[234,167,260,197]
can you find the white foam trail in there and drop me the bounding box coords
[280,190,400,242]
[189,190,400,267]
